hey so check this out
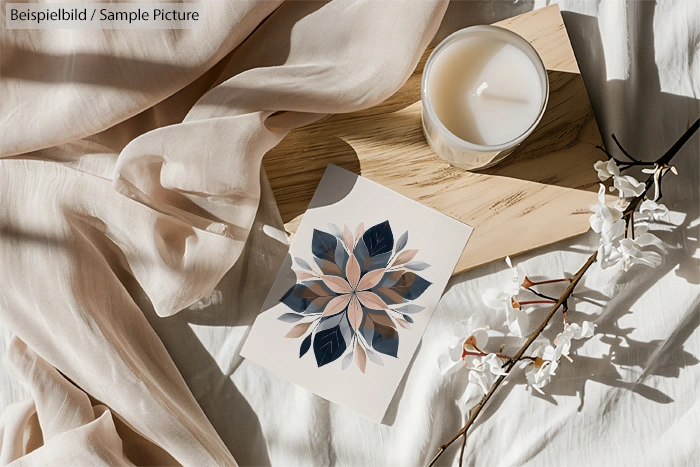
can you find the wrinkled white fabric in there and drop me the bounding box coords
[1,0,699,466]
[0,0,447,464]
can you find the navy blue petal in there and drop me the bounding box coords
[362,221,394,257]
[311,229,338,262]
[372,322,399,358]
[300,334,312,357]
[313,315,348,367]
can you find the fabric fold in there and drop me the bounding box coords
[0,0,448,464]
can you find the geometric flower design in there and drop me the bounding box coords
[277,220,431,372]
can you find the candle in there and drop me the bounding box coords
[421,25,549,170]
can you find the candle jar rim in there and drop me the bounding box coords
[421,24,550,153]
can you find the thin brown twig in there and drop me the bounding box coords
[458,428,467,467]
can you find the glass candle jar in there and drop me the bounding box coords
[421,25,549,170]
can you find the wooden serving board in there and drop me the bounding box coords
[263,4,605,274]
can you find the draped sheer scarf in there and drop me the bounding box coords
[0,1,447,464]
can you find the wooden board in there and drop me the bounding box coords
[263,4,605,274]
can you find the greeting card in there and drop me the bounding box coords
[240,164,472,422]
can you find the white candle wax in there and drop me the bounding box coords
[427,36,543,146]
[421,26,549,170]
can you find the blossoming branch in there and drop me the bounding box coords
[429,118,700,467]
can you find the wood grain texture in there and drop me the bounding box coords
[263,4,606,274]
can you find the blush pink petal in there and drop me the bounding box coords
[354,222,365,241]
[345,254,361,289]
[342,224,354,251]
[357,268,386,291]
[393,248,419,266]
[347,296,363,331]
[321,275,351,294]
[356,291,389,310]
[322,294,352,316]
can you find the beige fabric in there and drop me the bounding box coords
[0,0,447,465]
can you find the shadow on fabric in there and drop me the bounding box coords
[431,2,700,448]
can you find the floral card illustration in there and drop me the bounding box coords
[240,164,472,423]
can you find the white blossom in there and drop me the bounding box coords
[525,358,558,395]
[598,240,623,269]
[553,322,596,361]
[594,159,620,181]
[504,256,525,296]
[589,184,623,236]
[438,313,489,375]
[504,300,529,338]
[437,313,509,396]
[482,289,530,338]
[599,224,664,271]
[482,257,536,337]
[639,199,669,221]
[465,353,507,394]
[611,197,630,213]
[613,174,645,198]
[523,339,555,394]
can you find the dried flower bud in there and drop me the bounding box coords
[521,276,534,288]
[511,297,521,309]
[534,357,546,368]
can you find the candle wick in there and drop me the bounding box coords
[473,81,530,105]
[482,91,530,105]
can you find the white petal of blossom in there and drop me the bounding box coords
[618,238,662,271]
[601,219,625,244]
[437,346,464,376]
[590,184,623,234]
[633,225,665,251]
[527,338,551,359]
[613,174,645,198]
[552,333,572,361]
[611,197,630,212]
[597,220,664,271]
[639,199,669,221]
[594,159,620,181]
[481,258,532,337]
[483,256,526,310]
[481,353,508,376]
[468,367,495,395]
[482,287,508,310]
[465,353,506,394]
[564,321,595,340]
[504,256,525,295]
[438,313,489,375]
[598,241,623,270]
[525,358,559,394]
[504,301,529,338]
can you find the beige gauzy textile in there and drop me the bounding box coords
[0,1,447,464]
